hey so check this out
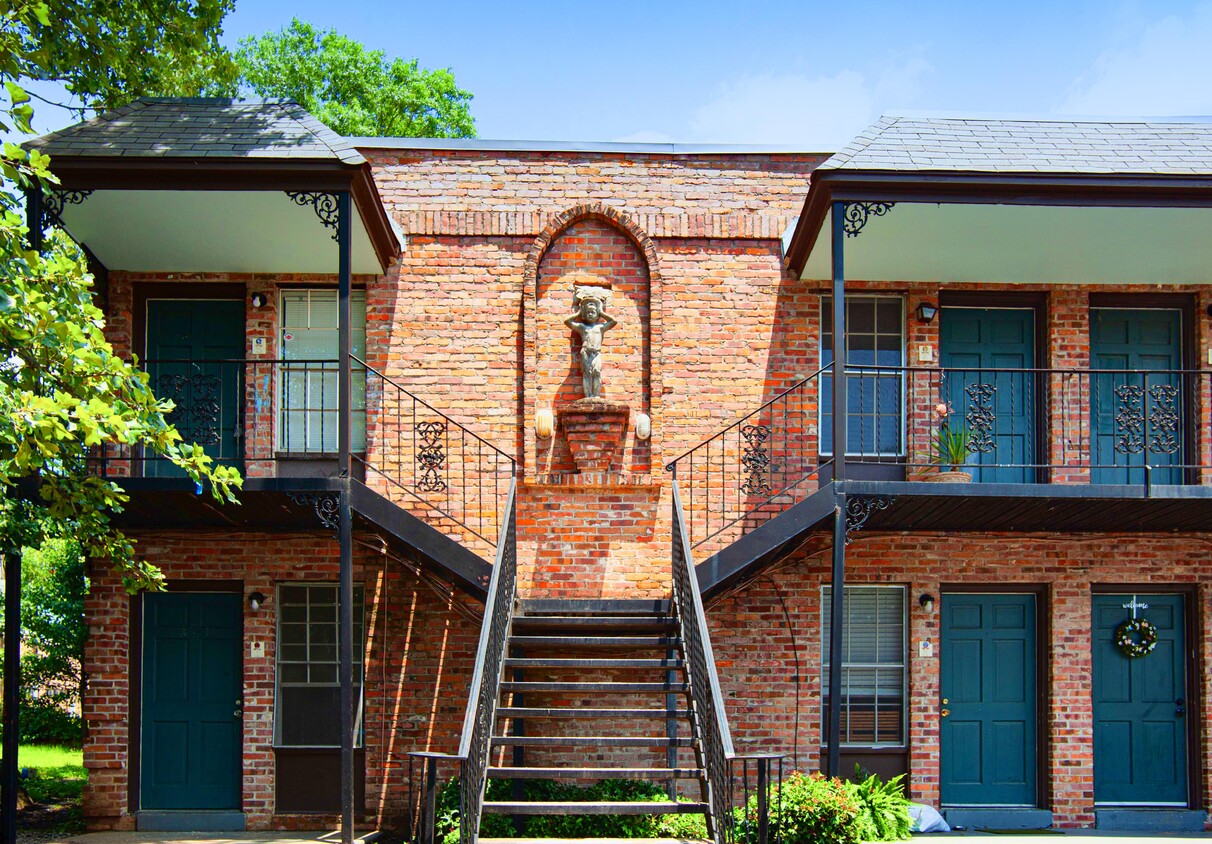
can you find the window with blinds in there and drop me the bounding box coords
[275,583,365,747]
[278,289,368,453]
[821,585,906,746]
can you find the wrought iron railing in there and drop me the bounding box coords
[672,480,783,844]
[668,365,1212,547]
[409,481,516,844]
[355,357,516,546]
[665,365,832,549]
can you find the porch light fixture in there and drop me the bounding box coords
[248,591,267,612]
[919,593,935,613]
[916,302,938,323]
[536,407,554,439]
[250,292,267,308]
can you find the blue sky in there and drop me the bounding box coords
[28,0,1212,148]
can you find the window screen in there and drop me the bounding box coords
[821,585,906,746]
[275,583,365,747]
[821,297,904,456]
[279,289,367,453]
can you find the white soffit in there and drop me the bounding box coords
[58,190,382,274]
[800,203,1212,285]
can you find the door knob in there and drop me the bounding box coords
[1176,697,1185,717]
[941,708,950,717]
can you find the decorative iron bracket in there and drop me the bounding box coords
[42,189,93,229]
[844,495,894,543]
[289,492,341,534]
[286,191,340,241]
[842,201,895,238]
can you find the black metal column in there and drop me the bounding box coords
[2,550,20,844]
[337,190,355,844]
[826,200,848,779]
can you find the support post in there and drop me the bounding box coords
[831,200,847,485]
[2,550,20,844]
[826,494,847,779]
[337,190,355,844]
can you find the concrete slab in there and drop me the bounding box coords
[49,832,378,844]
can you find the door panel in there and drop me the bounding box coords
[1090,309,1183,485]
[940,308,1036,483]
[941,594,1037,806]
[141,592,242,810]
[1092,593,1187,805]
[145,300,245,476]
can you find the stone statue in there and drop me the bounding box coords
[564,287,617,399]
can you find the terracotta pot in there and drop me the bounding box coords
[923,469,972,483]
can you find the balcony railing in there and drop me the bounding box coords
[668,365,1212,550]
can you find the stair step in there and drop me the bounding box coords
[513,616,678,632]
[508,636,681,648]
[491,735,695,748]
[481,801,708,816]
[519,599,671,616]
[500,681,687,694]
[503,657,684,669]
[487,767,704,780]
[498,707,691,719]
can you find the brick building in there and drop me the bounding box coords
[21,101,1212,836]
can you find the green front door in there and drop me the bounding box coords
[1090,308,1183,485]
[939,308,1036,483]
[145,299,245,476]
[940,594,1037,806]
[141,592,243,810]
[1092,593,1188,806]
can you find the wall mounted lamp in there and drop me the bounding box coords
[248,591,267,612]
[918,593,935,613]
[250,292,267,308]
[535,407,554,439]
[916,302,938,323]
[635,413,652,441]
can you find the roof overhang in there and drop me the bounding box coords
[43,156,400,274]
[787,170,1212,284]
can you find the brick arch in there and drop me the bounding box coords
[522,203,666,480]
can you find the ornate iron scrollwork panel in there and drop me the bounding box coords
[286,191,340,241]
[416,420,448,494]
[964,382,997,454]
[289,492,340,533]
[844,495,894,543]
[157,373,222,446]
[42,189,93,229]
[842,202,896,237]
[1114,384,1145,454]
[1146,384,1180,454]
[740,423,772,495]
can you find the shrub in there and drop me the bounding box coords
[736,769,912,844]
[850,768,911,842]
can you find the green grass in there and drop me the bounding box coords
[18,744,85,804]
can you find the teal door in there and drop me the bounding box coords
[145,300,245,476]
[1092,593,1188,806]
[939,308,1036,483]
[940,594,1037,806]
[1090,309,1184,485]
[141,592,243,809]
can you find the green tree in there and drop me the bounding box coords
[235,18,476,138]
[1,0,243,592]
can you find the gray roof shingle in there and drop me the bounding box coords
[25,98,365,165]
[820,114,1212,175]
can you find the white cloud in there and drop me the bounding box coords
[683,55,931,148]
[1059,2,1212,116]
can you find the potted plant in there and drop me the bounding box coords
[925,401,973,482]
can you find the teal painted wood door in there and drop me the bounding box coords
[1090,309,1183,485]
[145,300,245,476]
[141,592,243,810]
[1092,593,1188,806]
[939,308,1036,483]
[940,594,1037,806]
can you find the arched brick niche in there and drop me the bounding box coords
[522,204,662,482]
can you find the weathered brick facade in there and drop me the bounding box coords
[82,140,1212,831]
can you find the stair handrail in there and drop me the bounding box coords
[671,478,736,844]
[455,478,518,844]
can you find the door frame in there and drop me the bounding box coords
[1088,293,1196,485]
[128,580,245,814]
[939,292,1049,484]
[1090,583,1201,809]
[939,583,1049,809]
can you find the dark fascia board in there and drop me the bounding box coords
[44,156,400,273]
[785,168,1212,276]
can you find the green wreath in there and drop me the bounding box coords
[1114,617,1158,658]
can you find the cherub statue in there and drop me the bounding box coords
[564,289,617,399]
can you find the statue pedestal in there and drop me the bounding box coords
[559,398,630,474]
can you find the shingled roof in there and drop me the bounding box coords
[819,114,1212,175]
[25,97,365,165]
